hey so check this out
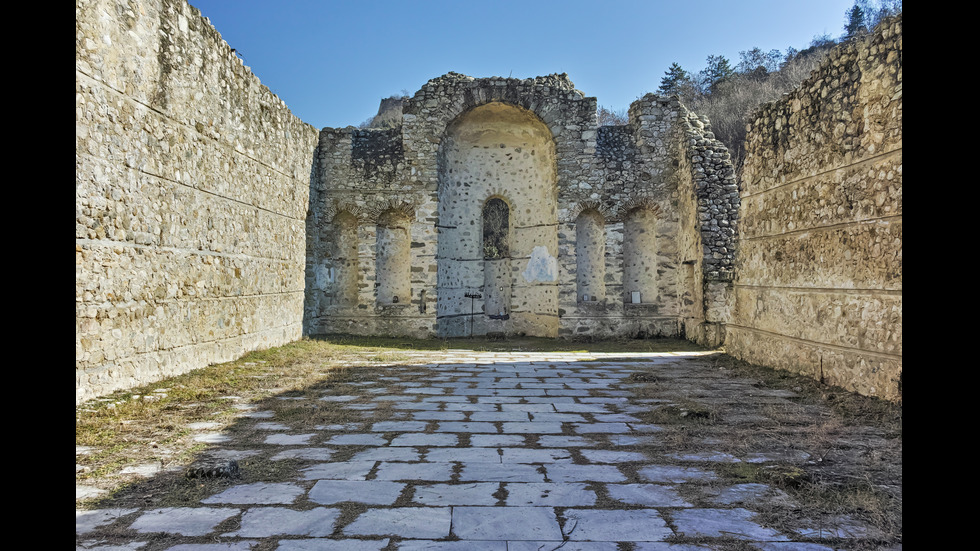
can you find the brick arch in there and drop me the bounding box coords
[364,198,417,225]
[565,200,614,224]
[613,196,662,222]
[322,201,364,225]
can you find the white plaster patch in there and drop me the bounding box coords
[522,246,558,282]
[315,265,334,290]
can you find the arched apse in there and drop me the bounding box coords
[436,102,558,337]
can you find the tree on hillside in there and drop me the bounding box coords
[844,3,867,39]
[597,105,628,126]
[657,63,692,97]
[697,55,735,94]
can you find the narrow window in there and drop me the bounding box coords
[482,198,511,318]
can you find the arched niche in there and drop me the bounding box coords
[327,211,359,307]
[436,102,558,337]
[623,208,658,304]
[376,209,411,305]
[575,209,605,302]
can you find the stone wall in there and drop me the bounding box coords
[305,74,739,341]
[76,0,319,403]
[726,15,902,401]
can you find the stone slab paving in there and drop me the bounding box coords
[77,349,900,550]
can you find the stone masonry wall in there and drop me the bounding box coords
[726,15,902,401]
[306,73,740,342]
[76,0,319,403]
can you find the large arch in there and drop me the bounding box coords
[435,102,559,337]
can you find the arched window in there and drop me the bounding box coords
[482,198,511,318]
[482,198,510,260]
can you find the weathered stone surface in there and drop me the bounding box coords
[76,0,318,404]
[728,14,902,402]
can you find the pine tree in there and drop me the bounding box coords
[844,3,867,39]
[698,55,735,94]
[657,63,691,97]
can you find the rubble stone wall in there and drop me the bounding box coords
[76,0,319,403]
[306,74,740,341]
[726,15,902,401]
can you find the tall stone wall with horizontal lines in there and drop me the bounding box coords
[726,15,902,401]
[75,0,319,403]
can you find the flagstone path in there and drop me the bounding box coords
[76,349,901,550]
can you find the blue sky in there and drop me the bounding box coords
[189,0,856,129]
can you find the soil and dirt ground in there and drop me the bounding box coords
[76,336,902,551]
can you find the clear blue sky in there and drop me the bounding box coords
[189,0,856,129]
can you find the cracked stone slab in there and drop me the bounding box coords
[571,423,631,434]
[638,465,719,483]
[301,461,376,480]
[373,461,454,481]
[505,483,597,506]
[264,433,315,445]
[412,482,500,505]
[343,507,451,539]
[579,449,648,463]
[390,433,459,446]
[543,464,626,482]
[350,447,421,462]
[500,448,573,463]
[324,433,388,446]
[470,434,526,447]
[370,421,429,432]
[276,539,390,551]
[397,541,505,550]
[76,508,139,534]
[270,447,335,461]
[704,483,797,507]
[452,506,563,540]
[75,542,150,550]
[129,507,240,536]
[308,480,405,505]
[508,542,620,551]
[435,421,498,432]
[501,422,564,434]
[225,507,340,537]
[606,484,692,507]
[459,463,547,482]
[666,451,741,462]
[426,447,501,462]
[563,509,672,542]
[202,482,305,504]
[162,544,255,551]
[671,508,789,540]
[537,435,591,447]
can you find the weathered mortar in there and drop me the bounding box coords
[726,15,902,401]
[76,0,319,404]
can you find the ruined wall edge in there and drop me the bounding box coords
[76,0,319,404]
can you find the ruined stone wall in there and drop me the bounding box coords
[307,74,739,341]
[726,15,902,401]
[76,0,319,403]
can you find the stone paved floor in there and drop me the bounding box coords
[76,350,901,550]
